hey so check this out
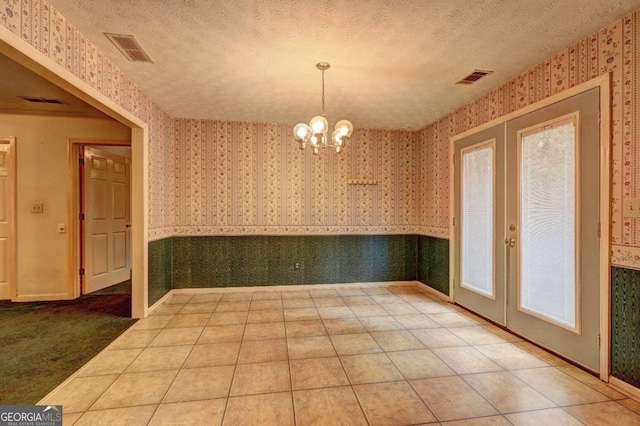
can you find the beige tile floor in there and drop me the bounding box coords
[43,284,640,426]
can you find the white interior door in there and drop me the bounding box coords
[83,147,131,294]
[0,138,15,300]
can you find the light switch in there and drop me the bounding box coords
[31,203,44,214]
[58,223,66,234]
[623,198,640,218]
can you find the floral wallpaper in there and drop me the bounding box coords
[171,119,416,235]
[415,12,640,268]
[0,0,174,238]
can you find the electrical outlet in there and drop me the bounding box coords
[623,198,640,218]
[31,203,44,214]
[294,262,301,270]
[58,223,66,234]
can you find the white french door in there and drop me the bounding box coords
[454,88,601,372]
[505,88,600,371]
[453,124,506,326]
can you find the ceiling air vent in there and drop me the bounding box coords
[18,96,66,104]
[104,33,154,63]
[456,69,493,85]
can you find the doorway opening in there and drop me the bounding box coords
[0,137,16,301]
[75,143,132,298]
[0,34,148,319]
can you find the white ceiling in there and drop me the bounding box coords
[49,0,640,130]
[0,54,106,116]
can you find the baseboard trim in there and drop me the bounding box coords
[0,283,9,300]
[609,376,640,400]
[147,290,175,315]
[415,282,451,302]
[170,281,418,295]
[12,293,73,302]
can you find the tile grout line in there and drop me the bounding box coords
[407,377,501,424]
[460,368,558,416]
[220,291,252,426]
[37,319,144,411]
[144,309,208,424]
[283,302,298,426]
[78,320,167,419]
[555,364,627,399]
[402,315,507,423]
[74,298,189,421]
[324,297,371,425]
[360,315,441,423]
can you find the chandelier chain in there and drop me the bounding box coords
[321,69,325,115]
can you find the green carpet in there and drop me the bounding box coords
[0,290,136,404]
[92,280,131,295]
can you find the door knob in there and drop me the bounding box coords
[504,238,515,248]
[126,223,132,228]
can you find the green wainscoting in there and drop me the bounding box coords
[417,235,450,295]
[148,238,173,305]
[171,235,418,288]
[147,234,450,297]
[611,266,640,388]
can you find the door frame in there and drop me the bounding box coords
[449,74,612,380]
[68,139,131,298]
[1,26,149,318]
[0,136,16,300]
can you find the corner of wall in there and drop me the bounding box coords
[417,235,450,296]
[147,237,173,306]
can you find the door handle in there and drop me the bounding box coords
[504,238,515,248]
[126,223,132,228]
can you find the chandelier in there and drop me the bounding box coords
[293,62,353,154]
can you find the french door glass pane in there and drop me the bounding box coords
[519,121,576,328]
[461,143,494,298]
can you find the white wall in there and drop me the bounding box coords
[0,113,130,299]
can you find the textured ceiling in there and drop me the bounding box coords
[0,54,106,116]
[49,0,640,130]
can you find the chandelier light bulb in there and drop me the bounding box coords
[310,115,328,134]
[335,120,353,137]
[294,123,312,141]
